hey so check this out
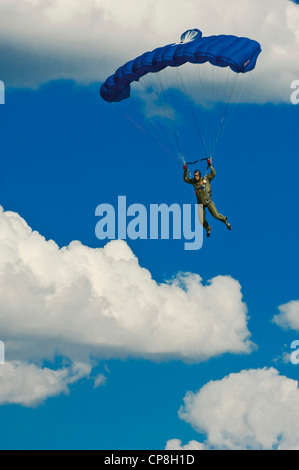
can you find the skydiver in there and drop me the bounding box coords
[183,159,231,238]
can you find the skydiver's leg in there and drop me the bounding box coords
[207,200,231,229]
[198,204,211,234]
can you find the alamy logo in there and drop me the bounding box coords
[95,196,203,250]
[290,80,299,105]
[0,81,4,105]
[0,341,5,364]
[290,340,299,365]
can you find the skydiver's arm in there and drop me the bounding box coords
[184,169,194,184]
[207,165,216,182]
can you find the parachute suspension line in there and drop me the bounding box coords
[209,65,230,156]
[204,64,228,157]
[152,75,183,163]
[155,71,185,163]
[194,62,214,157]
[205,64,214,156]
[136,76,182,161]
[211,72,239,156]
[156,71,185,163]
[110,103,182,163]
[213,72,249,147]
[176,66,210,159]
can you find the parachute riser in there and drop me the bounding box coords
[185,156,212,176]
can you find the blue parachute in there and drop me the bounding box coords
[100,29,261,103]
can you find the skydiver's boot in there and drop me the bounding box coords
[226,221,231,230]
[207,226,212,238]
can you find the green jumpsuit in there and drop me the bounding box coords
[184,166,229,232]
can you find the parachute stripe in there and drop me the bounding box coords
[100,30,261,103]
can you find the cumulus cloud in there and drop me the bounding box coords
[170,367,299,450]
[273,300,299,331]
[0,0,298,102]
[165,439,208,450]
[0,361,91,407]
[0,206,253,365]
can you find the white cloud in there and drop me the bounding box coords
[273,300,299,331]
[0,361,91,407]
[174,367,299,450]
[93,373,107,389]
[0,0,298,102]
[0,206,253,365]
[165,438,208,450]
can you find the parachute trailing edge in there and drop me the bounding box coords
[100,29,262,103]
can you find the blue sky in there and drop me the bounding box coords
[0,0,298,451]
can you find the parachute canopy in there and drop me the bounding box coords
[100,29,261,103]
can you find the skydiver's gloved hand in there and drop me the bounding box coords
[207,159,212,167]
[183,164,187,171]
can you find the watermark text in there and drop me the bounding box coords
[0,341,5,364]
[95,196,203,251]
[291,340,299,365]
[290,80,299,104]
[0,81,4,105]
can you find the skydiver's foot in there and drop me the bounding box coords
[207,226,212,238]
[226,222,231,231]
